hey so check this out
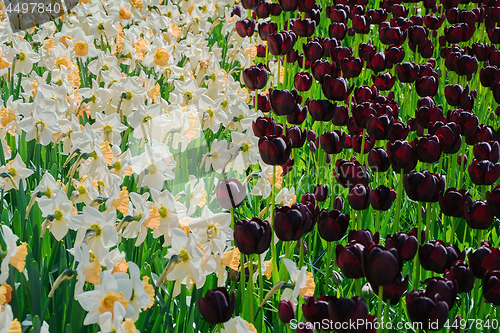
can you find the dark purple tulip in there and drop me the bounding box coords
[240,0,259,10]
[329,22,347,40]
[322,75,353,101]
[352,14,371,34]
[258,21,277,40]
[419,240,461,274]
[474,141,500,163]
[480,66,500,88]
[333,105,349,126]
[396,62,419,83]
[392,4,409,18]
[447,109,478,137]
[444,84,468,107]
[386,140,418,173]
[303,41,323,62]
[242,63,268,90]
[415,105,444,128]
[386,232,419,261]
[468,241,493,279]
[358,43,376,62]
[348,229,380,248]
[294,71,313,92]
[253,116,276,137]
[279,0,297,11]
[367,148,390,173]
[482,247,500,274]
[348,184,371,211]
[258,135,292,165]
[267,32,296,56]
[311,59,335,82]
[278,300,295,323]
[404,170,443,203]
[414,135,443,164]
[216,178,247,210]
[366,114,394,141]
[415,76,438,97]
[320,130,345,154]
[287,103,307,125]
[234,218,271,255]
[328,296,369,332]
[432,122,461,154]
[235,19,256,38]
[362,244,402,286]
[269,2,282,15]
[385,45,405,66]
[438,188,472,218]
[257,94,271,113]
[444,261,474,293]
[198,287,236,324]
[388,121,409,143]
[423,277,457,309]
[314,185,328,202]
[331,46,354,66]
[372,72,397,91]
[317,209,350,242]
[464,200,494,230]
[368,52,386,73]
[353,87,377,105]
[483,270,500,306]
[424,14,444,30]
[273,204,310,241]
[367,8,388,24]
[302,295,331,325]
[408,25,428,45]
[334,157,370,188]
[292,18,316,37]
[255,1,270,18]
[487,185,500,218]
[370,185,396,211]
[286,126,307,149]
[352,133,375,154]
[379,24,407,46]
[268,88,299,116]
[341,57,363,79]
[468,158,500,186]
[336,242,365,278]
[406,289,449,331]
[307,98,336,121]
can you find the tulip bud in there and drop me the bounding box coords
[423,277,458,308]
[464,200,494,230]
[406,290,449,331]
[317,209,350,242]
[314,185,328,202]
[336,242,365,278]
[438,188,472,218]
[198,287,236,324]
[278,300,295,323]
[361,283,373,299]
[216,178,247,210]
[419,240,462,274]
[444,260,474,293]
[386,232,418,261]
[234,218,271,255]
[483,271,500,306]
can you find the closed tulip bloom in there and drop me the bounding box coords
[287,103,307,125]
[311,59,336,82]
[258,21,277,40]
[392,4,409,18]
[234,218,271,255]
[240,0,259,9]
[269,3,282,15]
[335,242,366,278]
[279,0,298,12]
[314,185,328,202]
[303,41,323,62]
[424,277,458,309]
[255,1,270,18]
[348,229,380,248]
[352,133,375,154]
[385,46,405,66]
[273,204,310,241]
[333,105,349,126]
[292,18,316,37]
[406,289,449,331]
[267,32,296,56]
[370,273,409,305]
[341,57,363,79]
[396,62,419,83]
[258,135,292,165]
[419,240,461,274]
[216,178,247,210]
[370,185,396,211]
[269,88,299,116]
[415,76,438,97]
[479,66,500,88]
[366,114,394,141]
[302,295,331,325]
[242,63,268,90]
[473,141,500,163]
[334,157,370,188]
[386,140,418,173]
[294,71,313,91]
[379,24,407,46]
[278,300,295,323]
[464,200,494,230]
[444,84,469,107]
[321,75,354,101]
[320,130,345,154]
[329,22,347,40]
[317,209,349,242]
[481,247,500,273]
[385,232,419,261]
[438,188,472,218]
[424,14,444,30]
[333,196,343,211]
[368,148,390,173]
[358,43,376,62]
[487,185,500,218]
[253,116,276,137]
[372,72,397,91]
[348,184,371,211]
[352,14,371,34]
[403,171,438,203]
[448,109,478,137]
[445,261,474,293]
[367,8,388,24]
[306,98,336,121]
[286,126,307,149]
[414,135,443,163]
[362,244,402,286]
[198,287,236,324]
[432,122,461,154]
[328,296,369,332]
[408,25,428,45]
[468,158,500,186]
[468,241,493,278]
[235,19,256,38]
[483,270,500,306]
[257,94,271,113]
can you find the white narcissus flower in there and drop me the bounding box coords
[230,129,259,174]
[150,188,186,247]
[0,154,33,191]
[122,192,151,246]
[91,113,127,146]
[78,79,113,119]
[3,39,40,75]
[185,175,206,215]
[165,228,204,296]
[203,139,231,173]
[280,259,307,306]
[221,316,257,333]
[71,176,99,206]
[67,28,99,60]
[33,171,61,199]
[18,105,61,146]
[130,141,176,191]
[188,206,232,255]
[74,243,102,295]
[38,190,74,241]
[275,186,296,207]
[0,226,18,284]
[77,271,132,325]
[126,262,151,321]
[72,206,119,259]
[127,103,166,142]
[198,94,227,133]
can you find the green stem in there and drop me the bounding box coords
[270,165,279,286]
[393,169,404,233]
[299,237,304,268]
[384,301,390,333]
[413,201,423,288]
[240,253,246,313]
[325,241,332,294]
[248,255,255,323]
[377,285,384,333]
[425,201,431,246]
[450,217,456,245]
[258,257,264,331]
[357,210,363,230]
[458,141,466,188]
